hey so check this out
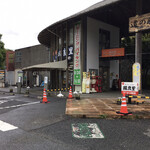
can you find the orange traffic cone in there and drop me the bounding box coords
[40,89,50,103]
[116,93,132,116]
[68,86,73,99]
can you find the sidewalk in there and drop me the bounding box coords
[0,86,123,98]
[1,86,150,119]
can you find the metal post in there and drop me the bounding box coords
[17,76,21,94]
[135,0,142,93]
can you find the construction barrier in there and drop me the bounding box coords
[117,95,149,105]
[48,88,70,92]
[127,95,150,99]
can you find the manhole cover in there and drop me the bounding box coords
[72,123,104,139]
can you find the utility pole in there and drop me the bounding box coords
[135,0,142,93]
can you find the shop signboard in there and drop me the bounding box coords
[74,23,81,85]
[132,63,141,90]
[101,48,125,57]
[121,82,139,95]
[129,12,150,32]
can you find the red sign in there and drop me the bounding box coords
[101,48,125,57]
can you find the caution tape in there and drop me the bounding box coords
[47,88,70,92]
[126,95,150,99]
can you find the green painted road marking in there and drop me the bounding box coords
[72,123,104,139]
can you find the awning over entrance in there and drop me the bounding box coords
[22,59,67,71]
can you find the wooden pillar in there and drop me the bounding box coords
[135,0,142,92]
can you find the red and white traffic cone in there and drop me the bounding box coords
[40,88,50,103]
[116,93,132,116]
[68,86,73,99]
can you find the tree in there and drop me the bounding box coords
[0,34,6,70]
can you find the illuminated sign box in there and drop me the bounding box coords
[101,48,125,57]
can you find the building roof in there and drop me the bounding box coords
[38,0,150,47]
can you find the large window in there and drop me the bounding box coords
[99,29,110,56]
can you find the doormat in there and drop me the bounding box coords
[72,123,104,139]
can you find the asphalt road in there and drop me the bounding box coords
[0,94,150,150]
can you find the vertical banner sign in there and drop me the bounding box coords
[74,23,81,85]
[132,63,141,90]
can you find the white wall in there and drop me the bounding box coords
[87,17,120,72]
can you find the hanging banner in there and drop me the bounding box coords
[62,48,66,60]
[74,23,81,85]
[132,62,141,90]
[68,46,73,62]
[57,49,61,61]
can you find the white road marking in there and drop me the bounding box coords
[0,96,16,99]
[0,101,39,110]
[0,120,18,132]
[0,100,8,104]
[144,129,150,137]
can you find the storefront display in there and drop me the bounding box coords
[95,76,102,93]
[82,72,86,93]
[86,72,90,93]
[91,71,97,93]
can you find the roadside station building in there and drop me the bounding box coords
[24,0,150,92]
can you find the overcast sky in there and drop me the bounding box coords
[0,0,102,50]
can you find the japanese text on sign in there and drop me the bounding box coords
[121,82,139,95]
[132,63,141,90]
[74,23,81,85]
[129,12,150,32]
